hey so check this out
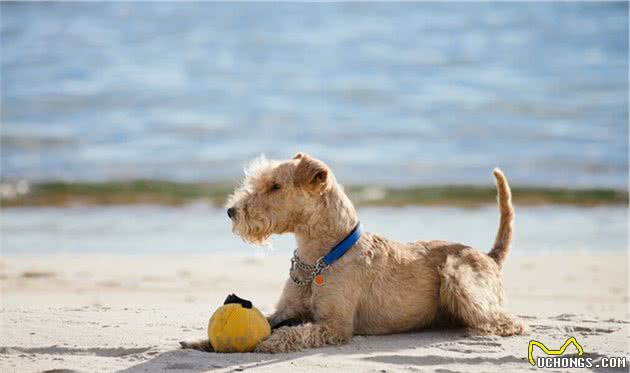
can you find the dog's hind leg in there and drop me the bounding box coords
[438,251,525,336]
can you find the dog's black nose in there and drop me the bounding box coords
[227,207,236,219]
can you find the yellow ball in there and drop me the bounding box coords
[208,295,271,353]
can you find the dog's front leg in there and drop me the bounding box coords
[254,320,352,353]
[257,291,355,353]
[267,279,311,328]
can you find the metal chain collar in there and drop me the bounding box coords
[289,250,329,286]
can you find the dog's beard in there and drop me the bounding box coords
[232,213,274,246]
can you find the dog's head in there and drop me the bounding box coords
[226,152,334,245]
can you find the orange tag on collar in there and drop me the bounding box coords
[314,275,325,286]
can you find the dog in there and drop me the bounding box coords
[181,152,525,353]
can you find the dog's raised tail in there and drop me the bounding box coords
[488,168,514,269]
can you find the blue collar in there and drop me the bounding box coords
[322,222,363,266]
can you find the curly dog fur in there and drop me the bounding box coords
[181,152,525,353]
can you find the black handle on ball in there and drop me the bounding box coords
[223,293,253,309]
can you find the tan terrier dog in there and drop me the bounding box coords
[182,152,525,353]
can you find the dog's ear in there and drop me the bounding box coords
[294,155,329,193]
[292,152,305,160]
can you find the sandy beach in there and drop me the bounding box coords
[2,2,628,372]
[1,252,627,373]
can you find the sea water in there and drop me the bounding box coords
[1,3,627,188]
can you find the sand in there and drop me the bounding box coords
[0,253,628,373]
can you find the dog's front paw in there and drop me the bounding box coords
[180,339,214,352]
[254,328,303,353]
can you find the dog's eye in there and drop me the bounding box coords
[269,183,281,192]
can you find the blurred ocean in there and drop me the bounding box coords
[1,205,627,254]
[1,2,628,188]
